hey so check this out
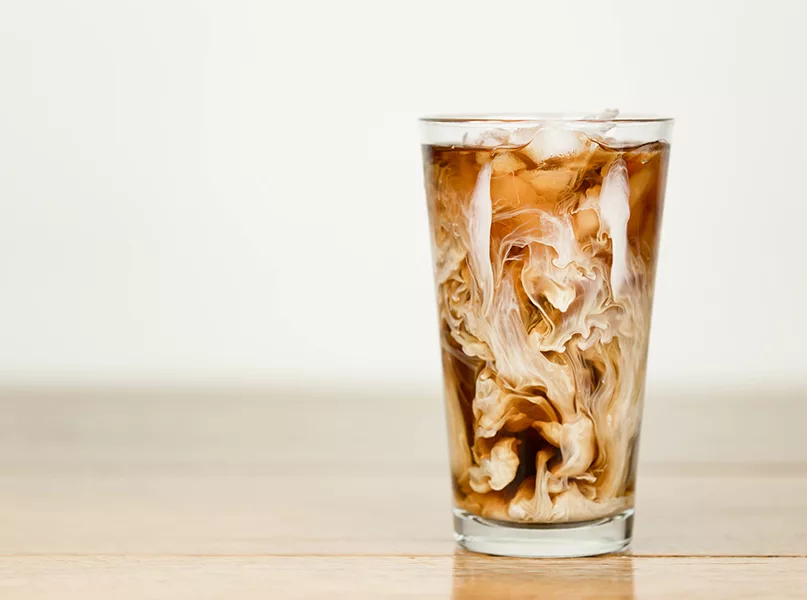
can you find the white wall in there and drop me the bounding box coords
[0,0,804,387]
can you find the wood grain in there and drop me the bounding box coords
[1,556,806,599]
[1,386,806,597]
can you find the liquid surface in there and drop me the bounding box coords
[423,129,669,523]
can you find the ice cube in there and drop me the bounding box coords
[463,128,512,148]
[521,127,589,164]
[490,172,539,211]
[573,207,600,240]
[464,126,541,149]
[490,152,526,176]
[507,126,540,147]
[519,169,576,203]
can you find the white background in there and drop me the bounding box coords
[0,0,804,389]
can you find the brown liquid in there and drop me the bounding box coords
[423,132,669,523]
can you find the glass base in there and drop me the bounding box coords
[453,508,634,558]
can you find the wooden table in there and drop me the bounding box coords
[1,386,806,598]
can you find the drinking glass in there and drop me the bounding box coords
[420,114,672,557]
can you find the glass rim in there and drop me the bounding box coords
[419,112,674,125]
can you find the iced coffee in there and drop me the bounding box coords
[422,117,670,536]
